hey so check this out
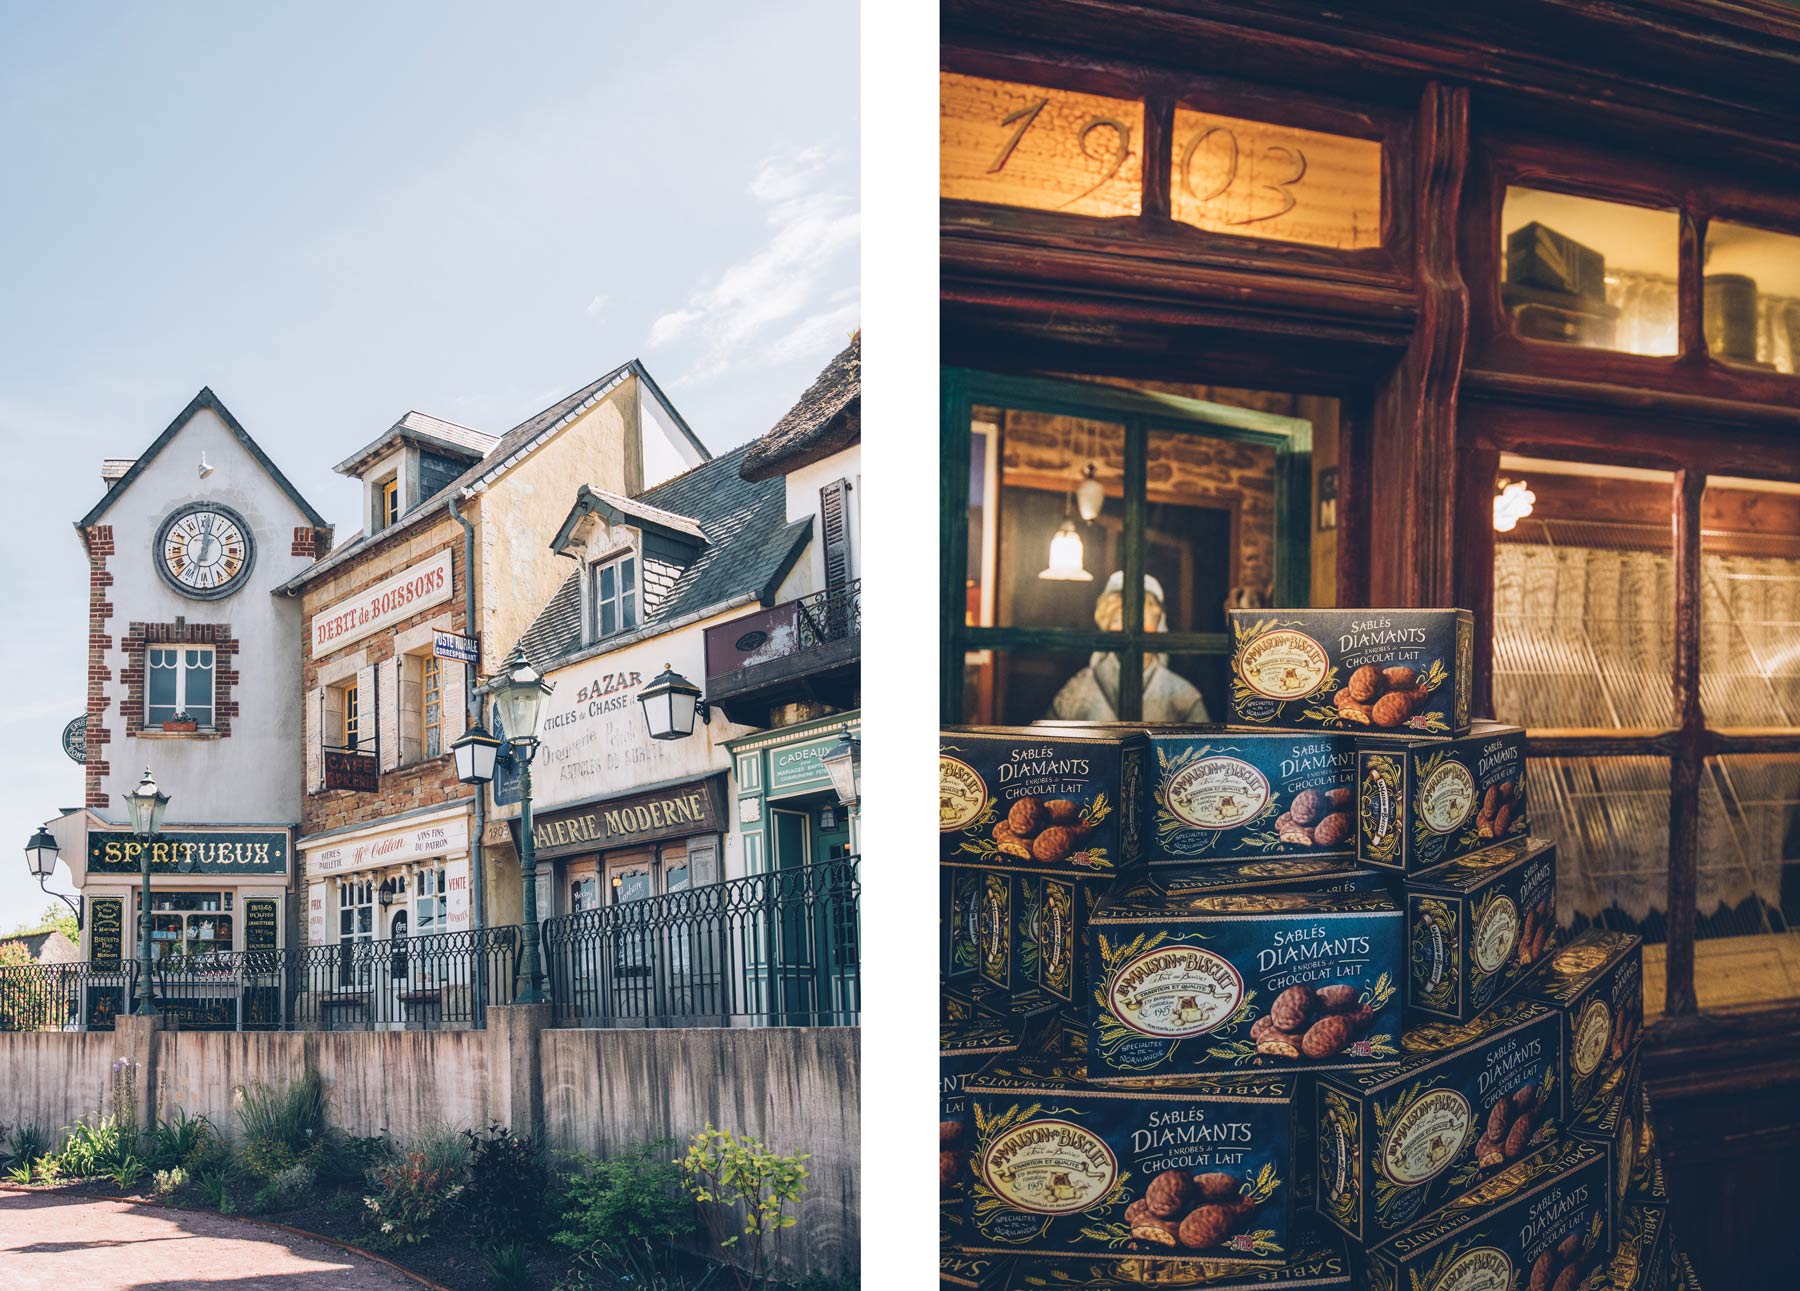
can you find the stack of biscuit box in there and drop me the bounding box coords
[941,609,1700,1291]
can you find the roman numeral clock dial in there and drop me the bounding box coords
[155,504,255,600]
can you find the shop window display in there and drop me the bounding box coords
[148,891,234,960]
[1703,220,1800,375]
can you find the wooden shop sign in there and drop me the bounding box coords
[86,830,290,876]
[526,776,726,860]
[244,898,280,953]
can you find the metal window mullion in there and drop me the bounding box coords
[1120,418,1148,719]
[942,370,972,723]
[1666,469,1706,1018]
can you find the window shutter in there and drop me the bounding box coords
[377,658,401,771]
[307,687,326,792]
[819,478,853,591]
[441,659,468,742]
[355,662,377,761]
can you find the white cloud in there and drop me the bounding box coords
[584,294,609,318]
[647,145,859,382]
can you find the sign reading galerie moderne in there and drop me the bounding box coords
[86,830,290,876]
[311,549,453,656]
[306,816,469,878]
[527,776,726,860]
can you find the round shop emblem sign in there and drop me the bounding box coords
[1236,629,1330,700]
[1381,1088,1473,1186]
[940,756,988,832]
[1472,897,1520,974]
[980,1118,1119,1216]
[1107,944,1244,1039]
[1419,761,1477,834]
[1573,998,1612,1077]
[1164,756,1271,830]
[1433,1245,1513,1291]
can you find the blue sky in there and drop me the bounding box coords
[0,2,858,930]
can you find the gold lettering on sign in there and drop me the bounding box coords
[940,72,1143,218]
[1170,109,1381,250]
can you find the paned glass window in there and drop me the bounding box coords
[592,555,640,640]
[413,867,447,935]
[147,645,215,727]
[421,654,443,758]
[1703,221,1800,376]
[147,891,233,960]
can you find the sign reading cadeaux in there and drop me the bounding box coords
[306,816,468,879]
[527,777,726,860]
[87,830,289,876]
[768,734,843,794]
[311,549,453,656]
[503,634,734,811]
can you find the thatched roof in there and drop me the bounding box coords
[739,333,860,482]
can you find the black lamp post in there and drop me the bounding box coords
[122,767,170,1017]
[24,827,82,931]
[464,644,555,1005]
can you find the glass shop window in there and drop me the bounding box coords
[338,879,374,945]
[1703,221,1800,376]
[147,645,215,727]
[414,867,447,935]
[148,891,233,960]
[1500,187,1681,357]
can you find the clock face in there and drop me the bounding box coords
[156,504,255,599]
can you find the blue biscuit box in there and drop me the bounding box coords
[942,727,1149,875]
[1365,1140,1613,1291]
[1087,888,1403,1079]
[963,1058,1298,1265]
[1314,999,1564,1245]
[997,1214,1354,1287]
[1149,857,1393,900]
[1036,723,1361,865]
[1228,609,1473,736]
[1357,722,1530,873]
[1406,837,1559,1024]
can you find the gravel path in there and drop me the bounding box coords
[0,1189,426,1289]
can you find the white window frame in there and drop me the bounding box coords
[413,866,447,936]
[589,552,640,642]
[147,644,216,728]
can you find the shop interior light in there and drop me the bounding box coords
[1493,478,1537,533]
[820,803,838,831]
[1038,516,1092,581]
[1075,463,1105,522]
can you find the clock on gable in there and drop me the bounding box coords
[155,503,255,599]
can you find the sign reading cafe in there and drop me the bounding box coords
[87,829,290,876]
[312,549,453,656]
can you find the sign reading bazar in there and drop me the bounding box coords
[87,830,290,876]
[526,776,726,860]
[312,549,453,656]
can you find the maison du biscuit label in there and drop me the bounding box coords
[1237,629,1330,700]
[1380,1088,1473,1186]
[1419,760,1477,835]
[980,1118,1119,1217]
[1108,943,1244,1039]
[940,755,988,831]
[1472,896,1520,975]
[1573,998,1612,1076]
[1164,755,1271,830]
[1436,1245,1513,1291]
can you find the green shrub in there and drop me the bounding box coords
[678,1125,811,1291]
[485,1243,536,1290]
[151,1166,188,1198]
[256,1160,316,1211]
[235,1072,327,1182]
[55,1112,137,1178]
[108,1155,145,1190]
[406,1121,471,1179]
[196,1168,236,1215]
[463,1122,550,1247]
[319,1131,395,1188]
[556,1246,721,1291]
[6,1121,47,1171]
[363,1151,465,1247]
[146,1109,217,1172]
[552,1141,694,1276]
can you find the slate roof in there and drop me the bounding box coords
[0,930,80,965]
[78,387,328,528]
[515,443,812,668]
[281,359,709,592]
[332,410,498,477]
[739,333,860,482]
[549,485,709,552]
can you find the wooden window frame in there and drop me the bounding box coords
[939,368,1314,723]
[339,680,361,753]
[590,552,640,642]
[420,653,442,760]
[378,477,400,530]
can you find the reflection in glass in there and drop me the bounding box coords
[1531,755,1669,944]
[1704,221,1800,375]
[1500,187,1680,356]
[1042,574,1211,723]
[1694,755,1800,1009]
[1700,479,1800,726]
[964,648,1096,727]
[1491,459,1676,729]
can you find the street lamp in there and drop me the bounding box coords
[23,827,81,931]
[465,644,555,1005]
[122,767,170,1017]
[638,665,710,741]
[820,725,860,805]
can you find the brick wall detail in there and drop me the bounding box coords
[118,621,241,737]
[84,526,115,809]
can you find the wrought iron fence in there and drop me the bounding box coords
[543,855,861,1028]
[0,862,860,1034]
[795,578,861,649]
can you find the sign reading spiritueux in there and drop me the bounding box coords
[86,830,290,876]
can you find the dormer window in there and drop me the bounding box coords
[591,553,640,640]
[378,477,400,529]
